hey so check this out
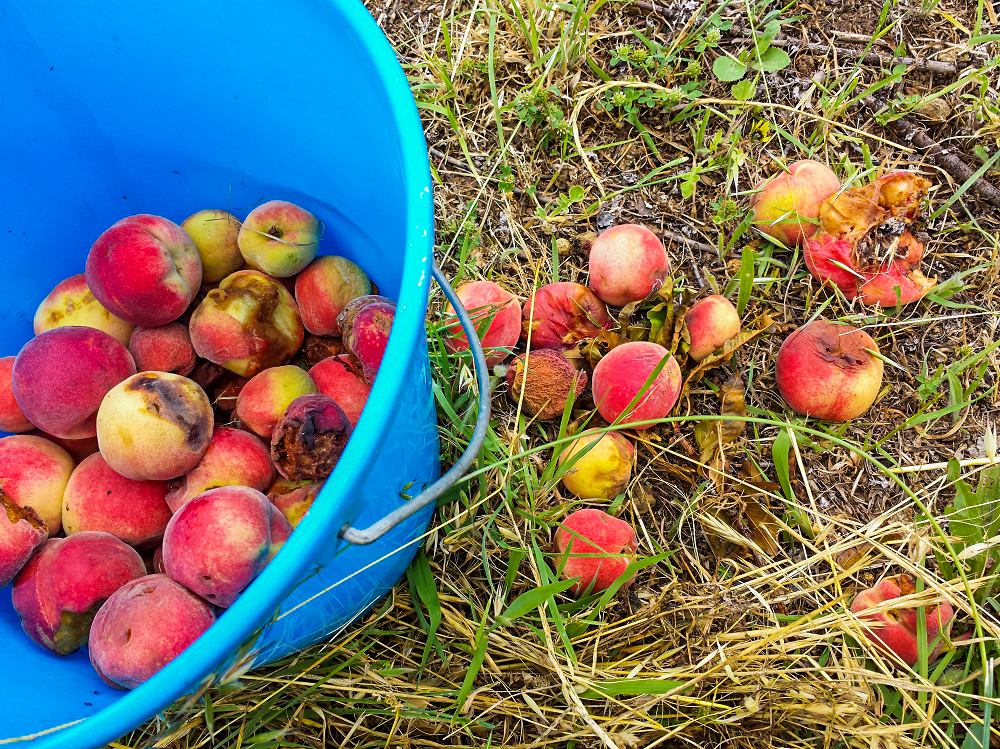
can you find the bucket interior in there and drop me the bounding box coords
[0,1,437,746]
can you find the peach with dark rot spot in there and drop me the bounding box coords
[270,394,351,481]
[506,349,587,421]
[235,365,318,439]
[33,273,136,346]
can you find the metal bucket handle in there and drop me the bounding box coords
[339,262,492,545]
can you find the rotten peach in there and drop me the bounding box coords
[338,295,396,384]
[62,453,172,548]
[33,273,136,347]
[294,255,372,336]
[11,326,137,439]
[235,365,318,439]
[88,573,216,689]
[270,394,351,481]
[0,434,75,536]
[188,269,305,377]
[308,355,371,428]
[553,508,639,597]
[521,281,615,351]
[86,214,203,327]
[0,493,46,587]
[442,281,521,367]
[557,431,636,500]
[96,372,214,481]
[506,349,587,421]
[588,224,669,307]
[774,319,883,422]
[11,531,147,655]
[750,160,841,247]
[684,295,742,361]
[591,342,682,429]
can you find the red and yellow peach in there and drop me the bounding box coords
[443,281,521,367]
[308,355,370,428]
[750,159,841,247]
[588,225,669,307]
[553,509,638,596]
[591,342,682,429]
[521,281,614,350]
[0,493,47,587]
[128,323,196,376]
[237,200,320,278]
[684,295,742,361]
[33,273,136,346]
[294,255,372,336]
[0,434,75,536]
[235,365,318,439]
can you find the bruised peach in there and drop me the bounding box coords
[684,295,742,361]
[557,431,636,500]
[89,573,216,689]
[62,453,172,547]
[522,281,615,350]
[11,531,147,655]
[235,365,318,439]
[0,356,33,433]
[0,434,75,536]
[591,342,682,429]
[294,256,372,336]
[96,372,214,481]
[0,493,46,587]
[553,509,639,597]
[128,323,196,376]
[850,573,955,667]
[804,172,935,306]
[161,486,274,607]
[270,394,351,481]
[588,225,669,307]
[181,209,244,283]
[33,273,136,347]
[188,269,305,377]
[506,349,587,421]
[11,326,137,439]
[750,160,841,247]
[775,320,883,422]
[443,281,521,367]
[338,295,396,384]
[86,214,202,327]
[165,426,276,512]
[268,479,322,528]
[308,355,371,428]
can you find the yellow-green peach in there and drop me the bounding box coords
[33,273,136,346]
[181,209,245,282]
[557,431,636,500]
[237,200,320,277]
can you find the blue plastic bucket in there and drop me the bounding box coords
[0,1,473,746]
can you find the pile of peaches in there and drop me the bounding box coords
[0,200,393,689]
[453,162,951,669]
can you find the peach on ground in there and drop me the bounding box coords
[33,273,136,347]
[237,200,320,278]
[750,160,841,247]
[0,356,34,433]
[236,365,318,439]
[129,323,196,376]
[188,269,304,377]
[165,426,276,512]
[338,295,396,384]
[0,493,47,587]
[96,371,214,481]
[553,508,639,597]
[443,281,521,367]
[294,255,372,336]
[684,295,742,361]
[309,355,371,428]
[86,214,203,327]
[521,281,615,350]
[588,224,670,307]
[774,320,884,422]
[11,326,137,439]
[557,431,636,500]
[268,480,322,528]
[89,573,216,689]
[591,342,682,429]
[62,452,172,548]
[0,434,75,536]
[11,531,147,655]
[161,486,274,607]
[505,349,588,421]
[181,209,245,282]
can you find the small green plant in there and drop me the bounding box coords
[712,19,791,87]
[511,85,572,151]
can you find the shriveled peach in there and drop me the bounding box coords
[89,573,216,689]
[11,531,147,654]
[684,295,742,361]
[235,365,318,439]
[443,281,521,367]
[62,453,172,547]
[308,355,371,428]
[522,281,615,350]
[294,255,372,336]
[0,356,34,433]
[591,342,682,429]
[161,486,274,607]
[181,209,244,283]
[506,349,587,421]
[11,326,137,439]
[165,426,276,512]
[33,273,136,346]
[267,479,322,528]
[553,509,639,596]
[128,323,196,376]
[0,493,46,587]
[588,225,669,307]
[557,431,636,500]
[750,160,841,247]
[96,372,214,481]
[338,295,396,384]
[0,434,75,536]
[188,269,304,377]
[270,394,351,481]
[86,214,203,327]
